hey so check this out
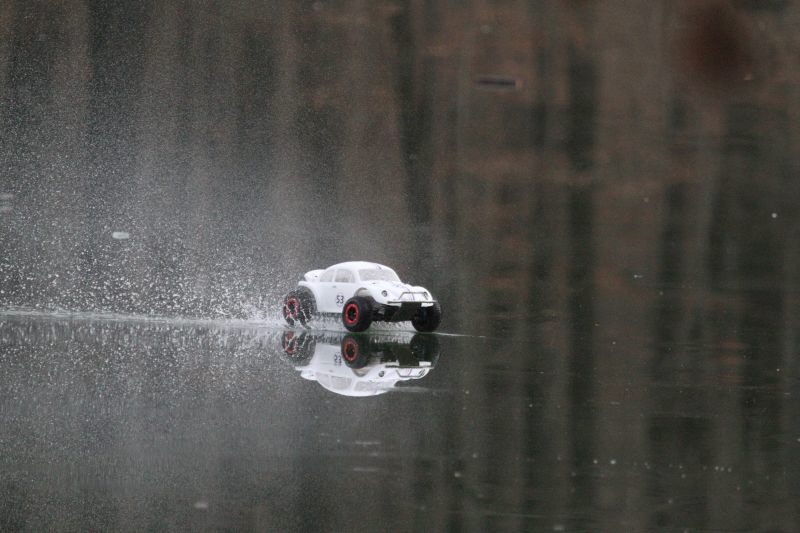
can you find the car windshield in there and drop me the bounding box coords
[359,269,400,282]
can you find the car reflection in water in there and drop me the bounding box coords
[280,330,440,397]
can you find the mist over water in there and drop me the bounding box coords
[2,1,800,531]
[0,2,427,320]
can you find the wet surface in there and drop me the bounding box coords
[3,1,800,531]
[2,309,799,532]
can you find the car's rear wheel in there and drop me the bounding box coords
[411,301,442,332]
[282,291,301,326]
[283,288,316,326]
[342,296,373,332]
[295,287,316,325]
[281,331,316,362]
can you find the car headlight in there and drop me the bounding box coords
[423,291,429,299]
[381,290,388,297]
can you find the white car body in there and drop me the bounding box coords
[280,330,438,397]
[298,344,431,397]
[299,261,435,314]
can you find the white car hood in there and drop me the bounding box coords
[365,281,423,300]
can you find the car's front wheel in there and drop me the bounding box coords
[411,302,442,332]
[342,296,373,332]
[408,333,441,365]
[341,334,370,368]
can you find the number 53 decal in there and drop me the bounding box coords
[336,294,344,306]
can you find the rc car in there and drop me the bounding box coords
[279,330,440,397]
[282,261,442,332]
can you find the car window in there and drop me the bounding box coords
[320,269,334,282]
[335,269,355,283]
[359,269,400,282]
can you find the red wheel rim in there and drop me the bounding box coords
[283,331,294,353]
[344,302,359,325]
[282,332,296,354]
[284,297,300,319]
[342,338,359,361]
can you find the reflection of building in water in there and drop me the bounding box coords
[279,330,439,397]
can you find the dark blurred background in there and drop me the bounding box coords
[2,1,800,531]
[2,1,796,327]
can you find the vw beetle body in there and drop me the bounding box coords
[279,330,440,397]
[282,261,442,332]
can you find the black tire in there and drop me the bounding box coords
[281,331,316,362]
[341,334,370,369]
[295,287,317,325]
[409,333,441,365]
[282,288,316,326]
[342,296,373,332]
[282,290,301,326]
[411,301,442,332]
